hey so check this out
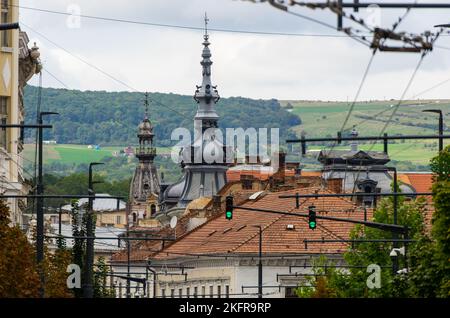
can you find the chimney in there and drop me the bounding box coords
[327,178,343,194]
[212,195,221,209]
[350,127,358,152]
[277,152,286,179]
[295,165,302,177]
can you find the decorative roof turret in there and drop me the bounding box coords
[136,93,156,162]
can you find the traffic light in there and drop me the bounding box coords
[225,196,233,220]
[308,205,316,230]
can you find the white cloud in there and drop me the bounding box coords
[19,0,450,100]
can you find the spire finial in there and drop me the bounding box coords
[144,92,149,118]
[204,12,209,40]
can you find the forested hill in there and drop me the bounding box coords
[23,86,301,146]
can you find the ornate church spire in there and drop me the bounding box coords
[130,92,160,206]
[193,13,220,131]
[136,92,156,163]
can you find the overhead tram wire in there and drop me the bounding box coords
[20,23,189,120]
[13,4,365,39]
[350,51,432,192]
[283,8,371,47]
[336,50,377,140]
[43,68,69,89]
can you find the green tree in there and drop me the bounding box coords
[408,145,450,297]
[93,257,115,298]
[296,196,428,298]
[0,201,40,297]
[297,146,450,298]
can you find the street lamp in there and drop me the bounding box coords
[83,162,104,298]
[422,109,444,152]
[390,247,405,275]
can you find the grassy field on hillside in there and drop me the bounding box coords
[282,100,450,137]
[23,144,172,165]
[302,142,438,165]
[22,100,449,171]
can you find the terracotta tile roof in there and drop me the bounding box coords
[151,187,373,260]
[398,173,435,230]
[401,173,434,193]
[113,173,436,262]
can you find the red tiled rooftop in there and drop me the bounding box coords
[151,187,373,260]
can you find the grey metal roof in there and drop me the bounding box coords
[49,223,125,251]
[61,193,126,212]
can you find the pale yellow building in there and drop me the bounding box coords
[1,0,41,226]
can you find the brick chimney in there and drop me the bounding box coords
[327,178,343,194]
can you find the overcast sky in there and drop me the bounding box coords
[20,0,450,101]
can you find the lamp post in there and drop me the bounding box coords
[252,225,263,299]
[83,162,104,298]
[36,111,58,298]
[423,109,444,152]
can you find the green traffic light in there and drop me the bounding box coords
[226,211,232,220]
[309,221,316,229]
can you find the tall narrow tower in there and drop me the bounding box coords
[130,94,160,218]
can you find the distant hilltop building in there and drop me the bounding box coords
[124,146,134,156]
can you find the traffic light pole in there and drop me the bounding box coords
[233,205,408,235]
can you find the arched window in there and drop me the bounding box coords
[132,213,137,223]
[151,204,156,215]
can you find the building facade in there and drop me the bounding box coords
[0,0,41,226]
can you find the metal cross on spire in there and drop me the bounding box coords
[144,92,149,118]
[204,12,209,40]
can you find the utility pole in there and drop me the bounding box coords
[126,202,131,298]
[36,111,58,298]
[58,203,63,238]
[252,225,263,299]
[83,162,104,298]
[387,167,399,276]
[423,109,444,152]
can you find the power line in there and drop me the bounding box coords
[21,22,191,120]
[43,68,69,89]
